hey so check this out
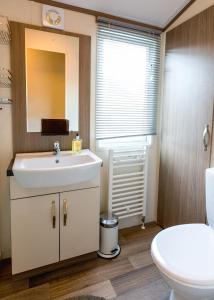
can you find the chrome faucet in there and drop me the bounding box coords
[53,141,60,156]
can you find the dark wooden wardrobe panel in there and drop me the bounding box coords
[10,22,91,154]
[158,6,214,228]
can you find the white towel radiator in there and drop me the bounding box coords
[108,147,149,228]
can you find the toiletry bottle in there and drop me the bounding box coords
[72,133,82,153]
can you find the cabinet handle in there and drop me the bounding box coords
[63,199,68,226]
[203,125,210,151]
[51,201,56,228]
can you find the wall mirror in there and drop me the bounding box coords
[25,28,79,133]
[11,21,90,153]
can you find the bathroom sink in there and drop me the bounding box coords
[13,150,102,188]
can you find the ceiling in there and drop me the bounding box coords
[55,0,192,28]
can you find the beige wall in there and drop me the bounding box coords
[0,25,13,260]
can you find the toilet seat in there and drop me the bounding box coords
[151,224,214,287]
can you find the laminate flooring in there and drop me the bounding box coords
[0,223,170,300]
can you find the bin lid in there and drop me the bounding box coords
[100,214,118,228]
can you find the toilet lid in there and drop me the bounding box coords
[151,224,214,286]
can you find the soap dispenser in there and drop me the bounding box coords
[72,133,82,153]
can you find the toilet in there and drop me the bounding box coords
[151,168,214,300]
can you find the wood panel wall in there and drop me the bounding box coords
[10,22,91,154]
[158,6,214,227]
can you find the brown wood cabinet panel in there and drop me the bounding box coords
[158,6,214,227]
[10,22,91,154]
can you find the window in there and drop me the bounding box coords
[96,22,161,146]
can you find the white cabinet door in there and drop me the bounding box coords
[60,188,100,261]
[11,194,59,274]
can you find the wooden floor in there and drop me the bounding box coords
[0,223,170,300]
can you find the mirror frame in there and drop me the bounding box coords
[11,21,91,154]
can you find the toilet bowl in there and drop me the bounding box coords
[151,168,214,300]
[151,224,214,300]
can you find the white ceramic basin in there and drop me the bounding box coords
[13,150,102,188]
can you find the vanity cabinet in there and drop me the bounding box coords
[11,194,60,275]
[60,189,100,261]
[10,184,100,275]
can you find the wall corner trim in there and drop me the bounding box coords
[163,0,197,31]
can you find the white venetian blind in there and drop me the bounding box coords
[96,22,161,140]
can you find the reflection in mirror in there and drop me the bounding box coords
[26,49,65,132]
[25,28,79,133]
